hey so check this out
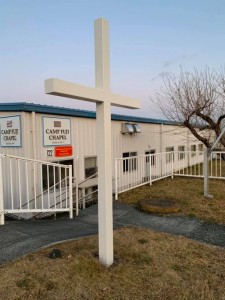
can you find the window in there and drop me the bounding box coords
[198,144,204,154]
[145,150,156,166]
[123,152,137,172]
[85,156,97,178]
[166,147,174,163]
[191,145,196,157]
[178,145,185,160]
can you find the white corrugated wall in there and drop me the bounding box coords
[0,110,201,191]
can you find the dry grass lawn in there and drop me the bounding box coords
[119,177,225,224]
[1,227,225,300]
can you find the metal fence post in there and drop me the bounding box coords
[171,152,174,179]
[203,149,213,199]
[149,155,152,186]
[69,165,73,219]
[203,149,208,196]
[0,155,5,225]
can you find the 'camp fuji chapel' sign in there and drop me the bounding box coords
[0,115,22,147]
[43,117,71,146]
[45,18,140,267]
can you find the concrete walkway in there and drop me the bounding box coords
[0,202,225,264]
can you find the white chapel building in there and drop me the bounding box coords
[0,102,202,183]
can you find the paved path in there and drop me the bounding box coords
[0,202,225,263]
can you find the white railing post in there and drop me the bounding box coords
[171,152,174,179]
[149,154,152,186]
[0,155,5,225]
[115,159,118,200]
[69,165,73,219]
[75,158,79,216]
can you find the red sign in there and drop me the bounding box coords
[55,146,73,157]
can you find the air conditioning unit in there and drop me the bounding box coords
[132,124,141,133]
[121,123,134,133]
[121,123,141,134]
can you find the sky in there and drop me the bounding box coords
[1,0,225,118]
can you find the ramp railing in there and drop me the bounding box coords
[114,150,225,198]
[114,152,174,199]
[0,154,73,225]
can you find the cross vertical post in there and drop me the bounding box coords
[96,100,113,266]
[95,18,113,266]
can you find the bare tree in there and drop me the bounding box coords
[154,67,225,150]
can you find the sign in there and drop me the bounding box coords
[0,115,22,147]
[55,146,73,157]
[43,117,71,146]
[46,149,53,157]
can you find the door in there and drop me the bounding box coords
[145,150,155,179]
[42,159,73,189]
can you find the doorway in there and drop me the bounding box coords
[145,150,155,178]
[42,159,73,190]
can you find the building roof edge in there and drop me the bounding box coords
[0,102,176,125]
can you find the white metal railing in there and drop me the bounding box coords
[1,150,225,224]
[174,151,225,179]
[173,151,204,177]
[26,176,76,220]
[114,150,225,198]
[115,152,175,199]
[33,172,99,219]
[0,154,73,225]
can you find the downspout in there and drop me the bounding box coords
[31,111,37,204]
[160,123,163,153]
[31,111,37,159]
[160,123,163,175]
[187,130,190,167]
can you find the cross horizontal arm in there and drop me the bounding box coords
[107,92,140,109]
[45,78,140,109]
[45,78,104,104]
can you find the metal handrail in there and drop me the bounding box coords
[30,172,99,219]
[20,176,76,208]
[2,154,70,168]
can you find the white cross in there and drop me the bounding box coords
[45,18,140,267]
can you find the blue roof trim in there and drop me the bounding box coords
[0,102,175,125]
[111,113,173,125]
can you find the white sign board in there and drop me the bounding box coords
[0,115,22,147]
[43,117,71,146]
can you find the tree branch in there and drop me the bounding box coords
[183,120,211,148]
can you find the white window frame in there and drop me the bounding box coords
[178,145,185,160]
[191,145,196,157]
[166,147,174,163]
[123,151,138,172]
[84,156,98,179]
[145,149,156,166]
